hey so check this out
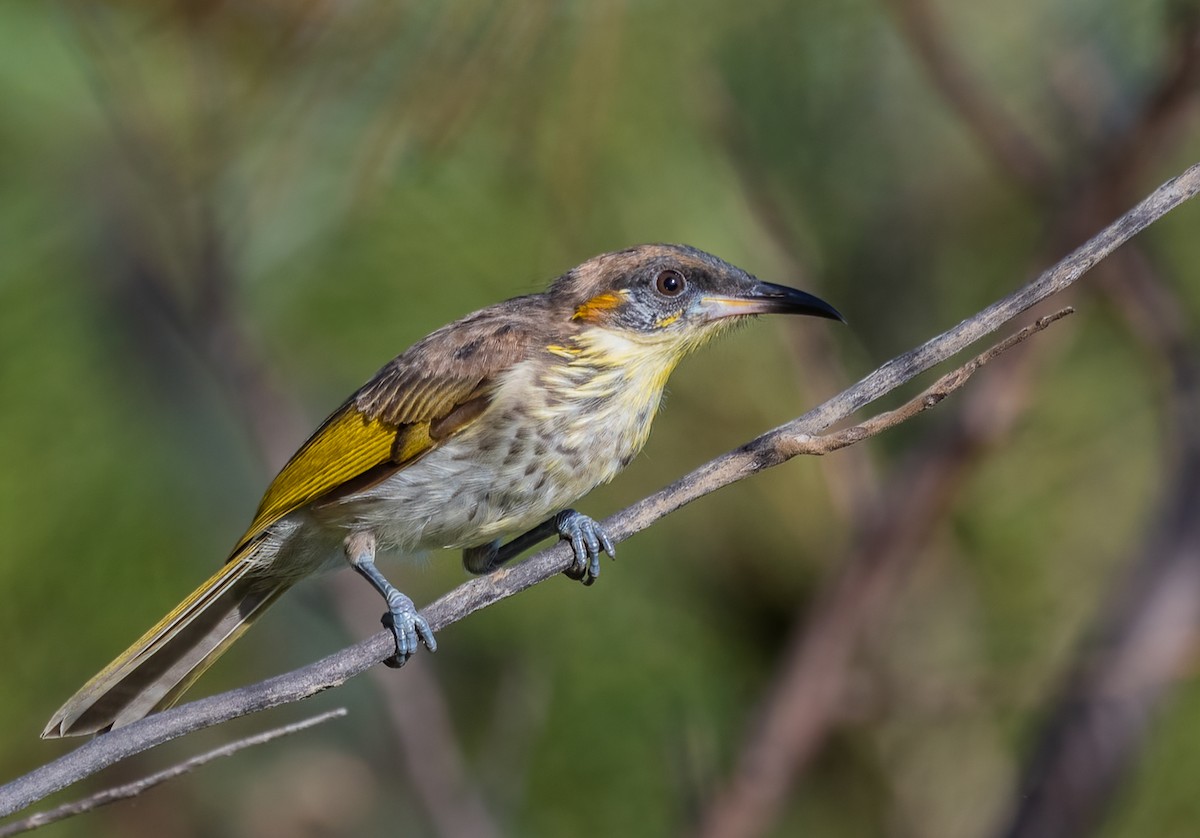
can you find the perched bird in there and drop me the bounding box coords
[43,244,842,738]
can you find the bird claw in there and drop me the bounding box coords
[556,510,615,586]
[380,594,436,668]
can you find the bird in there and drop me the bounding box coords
[43,243,842,738]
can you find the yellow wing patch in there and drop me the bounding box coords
[393,422,434,461]
[231,301,538,556]
[235,405,405,552]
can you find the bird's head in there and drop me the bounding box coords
[549,244,843,357]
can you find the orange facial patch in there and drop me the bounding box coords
[572,291,626,322]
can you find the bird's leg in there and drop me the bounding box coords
[461,510,615,586]
[345,531,436,668]
[462,518,558,574]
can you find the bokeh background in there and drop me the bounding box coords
[3,1,1200,836]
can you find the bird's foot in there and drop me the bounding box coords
[380,592,437,668]
[346,532,436,668]
[556,509,615,586]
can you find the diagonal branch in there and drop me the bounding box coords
[2,162,1198,819]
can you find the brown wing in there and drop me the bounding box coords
[230,301,544,555]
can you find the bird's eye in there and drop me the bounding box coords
[655,269,686,297]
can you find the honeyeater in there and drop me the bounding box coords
[43,244,842,738]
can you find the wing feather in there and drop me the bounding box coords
[230,300,544,555]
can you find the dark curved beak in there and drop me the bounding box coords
[700,280,845,323]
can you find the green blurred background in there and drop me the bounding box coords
[2,1,1200,836]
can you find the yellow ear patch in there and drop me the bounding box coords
[572,291,626,321]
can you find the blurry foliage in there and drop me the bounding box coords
[1,1,1199,837]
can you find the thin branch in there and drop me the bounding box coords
[0,709,347,837]
[2,163,1198,818]
[4,315,1055,826]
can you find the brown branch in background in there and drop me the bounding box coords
[186,230,505,838]
[691,315,1051,838]
[862,7,1200,838]
[879,7,1200,838]
[996,51,1200,835]
[3,162,1197,817]
[696,8,1200,836]
[0,709,347,838]
[1097,11,1200,200]
[883,0,1055,188]
[189,233,504,838]
[131,157,504,838]
[997,304,1200,837]
[707,75,882,520]
[188,170,504,838]
[699,56,1063,835]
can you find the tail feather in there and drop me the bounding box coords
[43,549,291,738]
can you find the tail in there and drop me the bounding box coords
[43,546,292,738]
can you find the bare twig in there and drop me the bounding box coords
[2,163,1198,818]
[0,709,347,837]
